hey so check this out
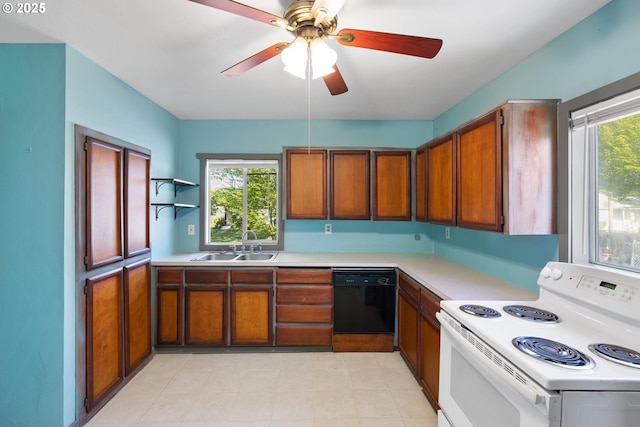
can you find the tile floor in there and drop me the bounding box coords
[86,351,437,427]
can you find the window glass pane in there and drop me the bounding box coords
[596,113,640,269]
[208,166,243,244]
[247,167,278,241]
[204,158,280,249]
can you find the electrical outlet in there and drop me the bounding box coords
[445,227,450,239]
[324,223,332,234]
[414,234,421,240]
[187,224,195,235]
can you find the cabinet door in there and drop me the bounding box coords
[419,288,441,408]
[398,288,419,376]
[415,147,427,222]
[156,269,183,346]
[330,150,370,219]
[231,286,273,345]
[420,310,440,408]
[185,286,227,345]
[124,260,151,375]
[86,137,123,269]
[427,135,456,225]
[373,151,412,221]
[456,110,503,231]
[286,149,327,219]
[86,268,124,413]
[124,149,150,258]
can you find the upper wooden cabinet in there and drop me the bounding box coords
[286,148,327,219]
[373,150,412,221]
[86,138,124,269]
[457,111,502,231]
[456,100,558,234]
[427,135,456,225]
[415,147,427,222]
[330,150,370,220]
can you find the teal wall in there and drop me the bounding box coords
[429,0,640,290]
[0,44,180,426]
[0,44,67,426]
[174,119,435,254]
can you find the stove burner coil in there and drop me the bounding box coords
[459,304,501,318]
[589,343,640,369]
[512,336,595,369]
[503,305,559,323]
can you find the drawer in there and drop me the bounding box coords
[420,288,441,318]
[277,305,332,323]
[230,269,274,284]
[157,269,183,284]
[276,268,332,284]
[185,269,228,284]
[276,325,332,346]
[276,285,333,304]
[398,272,421,301]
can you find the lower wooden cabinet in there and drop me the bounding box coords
[156,269,183,346]
[398,273,420,375]
[86,268,124,413]
[275,268,333,346]
[419,288,441,408]
[398,272,441,409]
[230,270,274,346]
[184,269,228,345]
[124,260,152,375]
[86,259,152,413]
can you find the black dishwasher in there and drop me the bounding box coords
[333,269,397,334]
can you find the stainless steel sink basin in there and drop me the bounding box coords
[234,252,278,261]
[190,252,278,261]
[191,252,238,261]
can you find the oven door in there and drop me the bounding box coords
[437,311,561,427]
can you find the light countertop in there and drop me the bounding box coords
[153,252,537,301]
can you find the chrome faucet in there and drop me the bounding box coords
[241,230,261,253]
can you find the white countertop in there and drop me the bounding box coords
[153,252,537,301]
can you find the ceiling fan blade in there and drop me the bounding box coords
[189,0,286,27]
[323,65,348,96]
[222,42,288,76]
[335,28,443,59]
[311,0,347,22]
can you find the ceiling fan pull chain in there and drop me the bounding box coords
[307,43,312,154]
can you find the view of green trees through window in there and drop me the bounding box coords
[206,160,278,245]
[597,113,640,268]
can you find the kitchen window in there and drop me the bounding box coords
[566,84,640,271]
[197,154,283,251]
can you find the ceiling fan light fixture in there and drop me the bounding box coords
[310,38,337,79]
[282,36,337,80]
[281,37,309,79]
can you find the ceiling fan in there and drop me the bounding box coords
[189,0,443,95]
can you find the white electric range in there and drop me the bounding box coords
[437,261,640,427]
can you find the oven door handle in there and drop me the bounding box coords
[437,311,561,416]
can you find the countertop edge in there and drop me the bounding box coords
[152,252,537,301]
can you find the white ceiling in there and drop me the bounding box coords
[0,0,612,120]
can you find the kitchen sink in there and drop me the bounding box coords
[190,252,278,261]
[191,252,238,261]
[234,252,278,261]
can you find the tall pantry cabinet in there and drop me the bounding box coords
[76,126,152,423]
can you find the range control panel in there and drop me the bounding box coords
[577,275,638,302]
[538,261,640,320]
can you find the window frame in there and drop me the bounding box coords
[196,153,284,252]
[559,71,640,269]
